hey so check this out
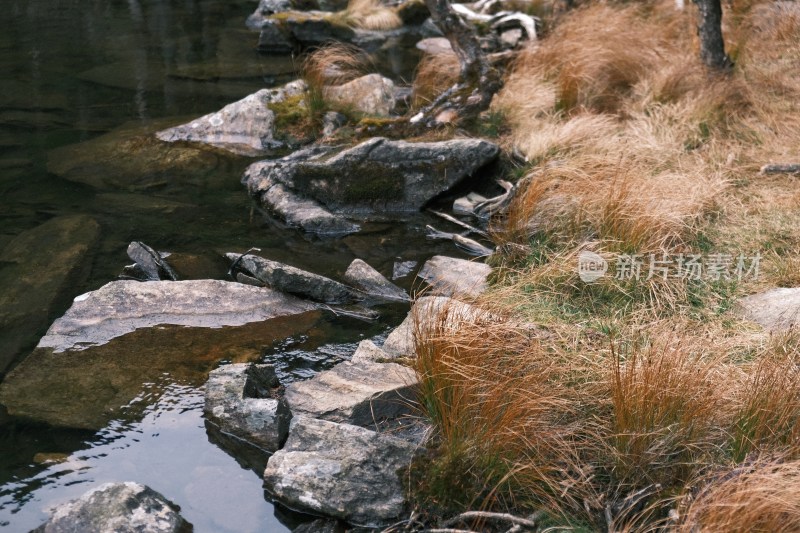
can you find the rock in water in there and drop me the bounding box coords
[263,416,416,526]
[417,255,492,298]
[204,364,291,452]
[255,179,360,235]
[0,281,318,429]
[323,74,396,117]
[226,252,362,304]
[126,241,178,281]
[244,137,500,220]
[32,482,189,533]
[736,288,800,330]
[284,360,416,426]
[343,259,409,302]
[0,215,100,376]
[155,81,307,156]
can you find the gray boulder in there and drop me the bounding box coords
[204,364,291,452]
[417,255,491,298]
[284,360,416,426]
[33,482,189,533]
[253,176,360,235]
[155,81,307,157]
[323,74,396,117]
[244,137,499,219]
[0,281,318,429]
[0,215,99,376]
[351,339,394,363]
[736,288,800,330]
[263,416,416,526]
[382,296,488,357]
[344,259,409,302]
[226,253,362,304]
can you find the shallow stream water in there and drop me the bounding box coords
[0,1,465,530]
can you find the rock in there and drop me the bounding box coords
[293,519,340,533]
[226,253,362,304]
[33,482,189,533]
[256,21,296,53]
[244,137,499,218]
[736,288,800,330]
[247,0,293,29]
[417,255,491,298]
[35,280,316,353]
[204,363,291,452]
[284,360,416,426]
[263,416,416,526]
[155,81,307,157]
[453,191,488,215]
[0,215,100,376]
[344,259,409,302]
[416,36,452,55]
[252,175,360,235]
[324,74,396,117]
[126,241,178,281]
[47,120,239,190]
[350,339,394,363]
[382,296,488,357]
[0,281,319,429]
[321,111,347,137]
[392,260,417,280]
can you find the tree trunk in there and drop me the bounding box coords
[693,0,733,70]
[412,0,502,125]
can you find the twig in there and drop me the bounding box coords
[428,209,490,238]
[442,511,538,529]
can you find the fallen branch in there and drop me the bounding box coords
[760,163,800,175]
[428,209,490,238]
[442,510,539,529]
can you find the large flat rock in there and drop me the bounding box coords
[284,360,416,426]
[244,137,499,219]
[0,215,100,376]
[36,280,316,353]
[0,281,320,429]
[417,255,491,298]
[263,416,416,526]
[736,288,800,330]
[33,482,189,533]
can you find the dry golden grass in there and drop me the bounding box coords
[411,51,460,110]
[677,457,800,532]
[342,0,401,30]
[300,42,370,118]
[410,0,800,529]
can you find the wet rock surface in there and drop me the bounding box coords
[204,363,291,452]
[227,253,362,304]
[736,288,800,330]
[263,416,416,526]
[34,280,316,353]
[0,283,320,429]
[344,259,409,302]
[417,255,491,298]
[155,81,307,156]
[0,215,100,376]
[33,482,190,533]
[244,137,500,222]
[284,360,416,426]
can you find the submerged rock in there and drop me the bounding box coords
[0,215,100,376]
[155,81,306,157]
[263,416,416,526]
[417,255,491,298]
[323,74,396,117]
[204,363,291,452]
[226,252,362,304]
[244,137,499,224]
[0,282,319,429]
[284,360,416,426]
[33,482,189,533]
[125,241,178,281]
[344,259,409,302]
[736,288,800,330]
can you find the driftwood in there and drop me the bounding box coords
[428,209,491,238]
[760,163,800,175]
[411,0,503,126]
[442,510,539,529]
